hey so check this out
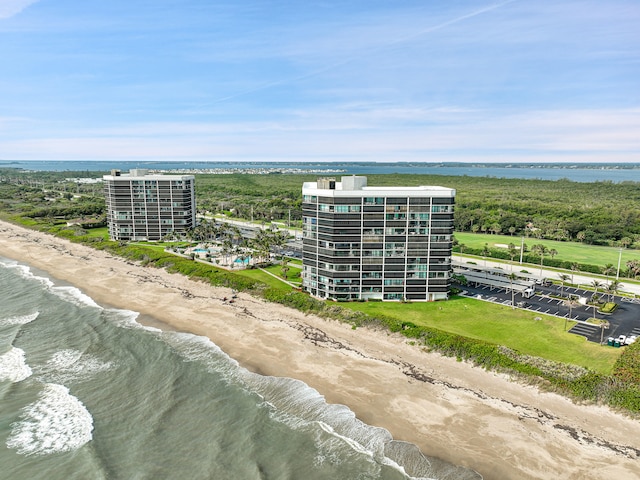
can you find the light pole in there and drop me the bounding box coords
[564,298,575,331]
[616,248,622,280]
[509,273,516,309]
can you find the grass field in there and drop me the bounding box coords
[340,296,621,374]
[234,264,302,291]
[454,232,639,268]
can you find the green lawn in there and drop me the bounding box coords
[233,265,300,291]
[340,296,621,374]
[82,226,110,240]
[454,232,638,268]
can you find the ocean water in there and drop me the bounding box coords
[0,257,481,480]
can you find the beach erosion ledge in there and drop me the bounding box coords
[0,220,639,480]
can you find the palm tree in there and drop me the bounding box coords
[508,243,517,263]
[605,280,621,302]
[564,297,578,331]
[603,263,615,282]
[558,273,571,297]
[590,279,603,306]
[599,321,610,345]
[570,262,580,284]
[221,239,233,264]
[548,248,558,261]
[281,264,290,279]
[482,243,490,267]
[532,244,548,276]
[626,260,640,279]
[252,229,273,263]
[272,230,289,256]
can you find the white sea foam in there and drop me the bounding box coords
[35,349,114,384]
[0,258,100,309]
[156,331,418,477]
[105,308,163,332]
[0,312,39,327]
[0,260,54,288]
[50,286,102,309]
[161,332,236,374]
[242,373,464,480]
[7,383,93,455]
[0,347,33,383]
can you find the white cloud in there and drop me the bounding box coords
[0,0,39,19]
[2,107,638,164]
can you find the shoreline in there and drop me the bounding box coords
[1,220,639,479]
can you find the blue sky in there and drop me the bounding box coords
[0,0,638,163]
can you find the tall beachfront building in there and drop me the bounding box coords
[302,176,455,301]
[103,169,196,241]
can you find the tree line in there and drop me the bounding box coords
[2,168,640,249]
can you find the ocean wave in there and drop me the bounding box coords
[6,383,93,456]
[0,259,54,288]
[104,308,163,333]
[0,258,103,310]
[0,258,104,310]
[249,375,482,480]
[50,286,102,309]
[245,375,400,468]
[0,347,33,383]
[35,349,114,384]
[159,332,243,384]
[0,312,39,327]
[155,329,480,480]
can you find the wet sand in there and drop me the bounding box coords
[1,220,639,479]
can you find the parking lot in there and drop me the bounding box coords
[458,281,640,345]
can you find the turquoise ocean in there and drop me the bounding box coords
[0,256,481,480]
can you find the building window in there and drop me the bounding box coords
[431,205,452,213]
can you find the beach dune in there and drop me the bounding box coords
[1,220,638,480]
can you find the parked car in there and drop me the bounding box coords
[617,335,627,345]
[624,335,637,345]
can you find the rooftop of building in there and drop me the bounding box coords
[102,169,194,181]
[302,176,455,197]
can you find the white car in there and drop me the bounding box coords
[624,335,637,345]
[617,335,627,345]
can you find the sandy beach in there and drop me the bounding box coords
[1,220,639,480]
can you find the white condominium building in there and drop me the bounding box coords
[302,176,455,301]
[103,169,195,241]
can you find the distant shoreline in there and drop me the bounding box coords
[2,160,639,183]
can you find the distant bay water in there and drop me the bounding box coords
[1,160,639,183]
